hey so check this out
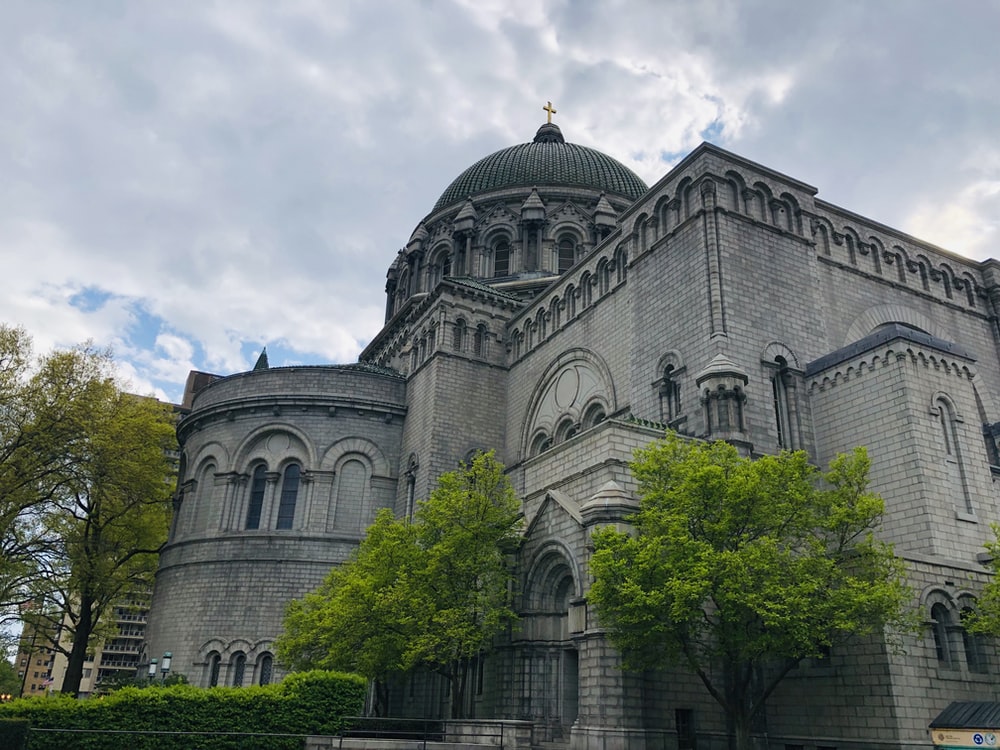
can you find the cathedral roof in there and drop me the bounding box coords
[432,123,648,213]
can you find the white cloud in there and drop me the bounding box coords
[0,0,997,401]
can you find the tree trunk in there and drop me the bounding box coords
[61,594,94,696]
[722,658,756,750]
[449,658,469,719]
[730,708,754,750]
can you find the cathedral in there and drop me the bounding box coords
[144,112,1000,750]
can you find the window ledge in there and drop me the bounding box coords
[955,510,979,524]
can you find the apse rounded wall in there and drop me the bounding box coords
[145,365,407,686]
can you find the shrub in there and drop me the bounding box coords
[0,670,366,750]
[0,717,30,750]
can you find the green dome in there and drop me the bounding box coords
[433,124,648,213]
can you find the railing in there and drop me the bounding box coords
[337,717,520,750]
[26,727,308,749]
[24,718,530,750]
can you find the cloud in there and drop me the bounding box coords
[0,0,997,401]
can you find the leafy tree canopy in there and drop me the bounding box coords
[964,523,1000,636]
[589,433,913,750]
[277,450,521,717]
[0,325,177,696]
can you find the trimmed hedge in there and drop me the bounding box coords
[0,670,365,750]
[0,717,30,750]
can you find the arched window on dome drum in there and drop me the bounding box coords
[558,237,576,274]
[246,465,267,530]
[453,319,466,351]
[276,463,300,530]
[493,240,510,277]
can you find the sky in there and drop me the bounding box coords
[2,0,998,404]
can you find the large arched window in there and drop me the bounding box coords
[257,653,274,686]
[557,236,576,273]
[246,465,267,530]
[276,464,300,530]
[230,652,246,687]
[493,240,510,277]
[190,461,216,535]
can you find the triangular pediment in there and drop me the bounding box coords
[550,200,589,222]
[524,488,583,538]
[480,202,518,226]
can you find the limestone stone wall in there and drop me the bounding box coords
[145,366,406,685]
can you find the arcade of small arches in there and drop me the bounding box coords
[174,434,394,539]
[200,642,276,688]
[386,196,610,320]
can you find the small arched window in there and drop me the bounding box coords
[582,403,606,429]
[246,465,267,530]
[258,653,274,686]
[558,236,576,273]
[474,325,488,357]
[276,464,300,530]
[453,319,466,351]
[207,652,221,687]
[230,652,246,687]
[530,433,552,457]
[555,418,578,443]
[493,240,510,277]
[962,606,988,673]
[931,603,954,668]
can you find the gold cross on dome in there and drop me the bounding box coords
[543,101,557,123]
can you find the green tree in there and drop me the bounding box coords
[0,326,177,696]
[0,645,20,697]
[277,509,421,714]
[964,523,1000,635]
[589,434,912,750]
[406,450,522,717]
[277,450,521,718]
[0,326,114,625]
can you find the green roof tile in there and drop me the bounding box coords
[433,125,648,212]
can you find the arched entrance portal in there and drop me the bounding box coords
[521,549,580,739]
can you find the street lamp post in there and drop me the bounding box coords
[160,652,172,683]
